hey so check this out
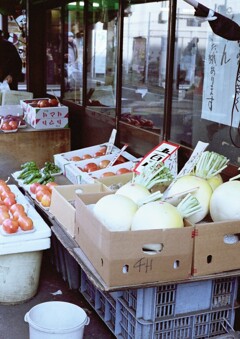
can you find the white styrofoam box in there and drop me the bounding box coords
[0,185,51,304]
[0,185,51,253]
[26,102,68,119]
[1,90,33,105]
[25,112,68,129]
[0,105,23,117]
[65,159,136,184]
[54,143,121,174]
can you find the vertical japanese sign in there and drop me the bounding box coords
[201,33,240,127]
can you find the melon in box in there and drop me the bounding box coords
[74,192,194,289]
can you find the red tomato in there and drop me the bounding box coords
[18,216,34,231]
[100,172,115,178]
[0,184,10,193]
[48,98,59,107]
[3,196,16,207]
[70,156,82,161]
[94,151,104,158]
[2,218,19,234]
[1,122,12,131]
[46,182,58,192]
[10,203,25,215]
[116,168,132,175]
[82,154,92,160]
[114,155,127,165]
[36,189,50,202]
[0,211,10,224]
[30,182,41,194]
[41,193,51,208]
[1,191,15,200]
[0,205,9,213]
[99,159,111,169]
[99,146,107,155]
[84,162,99,173]
[8,120,19,130]
[37,99,49,108]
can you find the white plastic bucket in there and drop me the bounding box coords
[24,301,90,339]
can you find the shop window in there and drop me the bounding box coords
[121,1,169,134]
[86,0,119,116]
[46,8,62,97]
[172,0,240,166]
[7,10,27,89]
[63,2,84,103]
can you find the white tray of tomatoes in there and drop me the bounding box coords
[25,181,58,211]
[0,183,50,237]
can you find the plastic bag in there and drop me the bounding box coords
[0,81,10,92]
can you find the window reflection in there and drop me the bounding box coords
[86,0,118,113]
[121,2,169,134]
[64,2,84,102]
[46,8,62,97]
[173,0,240,166]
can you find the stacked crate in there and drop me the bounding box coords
[80,270,239,339]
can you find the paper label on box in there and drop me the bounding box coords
[31,118,68,129]
[134,141,179,176]
[27,105,68,119]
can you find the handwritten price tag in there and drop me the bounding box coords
[134,141,180,176]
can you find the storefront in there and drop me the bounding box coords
[1,0,239,175]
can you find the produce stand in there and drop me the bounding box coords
[9,174,239,338]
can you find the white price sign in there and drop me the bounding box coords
[134,141,180,176]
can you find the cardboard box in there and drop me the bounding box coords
[74,193,194,288]
[96,172,134,190]
[54,143,121,174]
[192,219,240,276]
[49,183,111,237]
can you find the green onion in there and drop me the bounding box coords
[176,193,202,218]
[194,151,229,179]
[133,162,174,189]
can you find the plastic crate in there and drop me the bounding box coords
[50,233,81,289]
[80,271,123,335]
[120,277,238,321]
[80,271,238,339]
[115,298,236,339]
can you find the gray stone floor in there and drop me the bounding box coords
[0,250,115,339]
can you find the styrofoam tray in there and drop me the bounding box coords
[0,226,36,237]
[0,185,51,245]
